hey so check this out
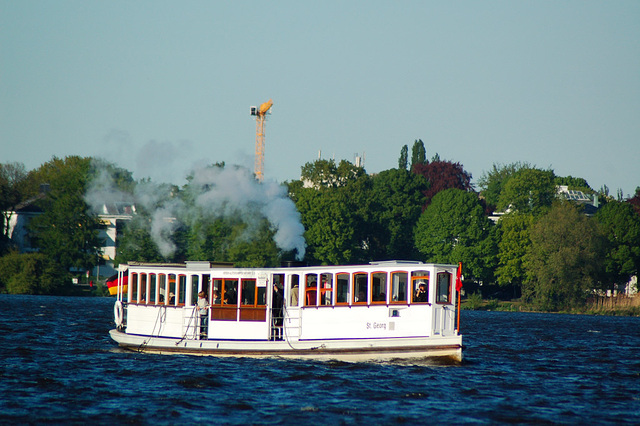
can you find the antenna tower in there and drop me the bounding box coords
[249,99,273,182]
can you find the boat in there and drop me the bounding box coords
[109,260,463,362]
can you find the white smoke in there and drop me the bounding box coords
[85,157,306,260]
[189,165,306,258]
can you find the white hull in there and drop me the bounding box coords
[109,329,462,363]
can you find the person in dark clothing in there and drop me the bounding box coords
[271,283,284,340]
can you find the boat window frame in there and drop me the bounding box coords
[288,274,300,307]
[390,271,408,304]
[157,274,167,305]
[411,270,430,304]
[210,278,239,321]
[176,274,187,306]
[148,273,157,304]
[190,275,199,306]
[304,273,318,307]
[335,272,350,305]
[319,273,334,306]
[352,272,368,305]
[129,272,138,304]
[436,272,452,304]
[167,274,177,306]
[240,278,258,307]
[370,271,388,304]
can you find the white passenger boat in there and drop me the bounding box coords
[109,260,463,362]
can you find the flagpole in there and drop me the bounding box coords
[456,262,462,333]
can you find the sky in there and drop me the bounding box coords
[2,1,639,197]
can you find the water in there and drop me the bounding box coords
[1,295,639,425]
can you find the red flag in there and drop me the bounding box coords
[456,262,463,291]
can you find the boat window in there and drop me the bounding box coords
[289,274,300,307]
[390,271,408,303]
[257,285,266,306]
[158,274,167,304]
[411,270,430,303]
[190,275,199,306]
[139,273,147,303]
[223,279,238,306]
[353,272,368,304]
[149,274,156,303]
[305,274,318,306]
[168,274,176,305]
[130,273,138,303]
[241,279,256,305]
[436,272,452,304]
[371,272,387,303]
[178,274,187,305]
[336,273,349,304]
[211,279,223,305]
[320,273,333,306]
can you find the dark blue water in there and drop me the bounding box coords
[1,295,639,425]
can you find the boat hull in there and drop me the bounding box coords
[109,329,462,363]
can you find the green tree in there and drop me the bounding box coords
[495,212,534,293]
[116,214,167,264]
[414,188,496,281]
[290,159,372,265]
[478,162,531,208]
[554,175,593,194]
[523,202,605,310]
[398,145,408,170]
[594,200,640,290]
[410,139,426,170]
[300,158,366,189]
[28,156,102,273]
[226,219,281,267]
[368,168,427,260]
[497,168,555,214]
[0,251,69,295]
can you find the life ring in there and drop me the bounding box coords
[114,300,124,327]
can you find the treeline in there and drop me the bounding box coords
[1,141,639,311]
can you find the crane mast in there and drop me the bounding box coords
[250,99,273,182]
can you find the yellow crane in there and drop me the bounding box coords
[250,99,273,182]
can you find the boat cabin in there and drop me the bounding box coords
[116,260,460,344]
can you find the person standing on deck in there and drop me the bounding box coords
[271,283,284,340]
[197,291,210,339]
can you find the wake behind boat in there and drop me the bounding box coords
[109,260,463,362]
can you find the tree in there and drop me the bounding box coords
[495,212,534,294]
[293,186,361,265]
[477,162,531,209]
[410,139,426,171]
[28,156,102,272]
[0,251,69,295]
[414,188,496,281]
[497,168,555,214]
[116,214,166,264]
[523,202,605,310]
[412,160,473,207]
[398,145,408,170]
[290,159,372,265]
[368,168,427,260]
[628,187,640,216]
[554,175,592,193]
[594,200,640,290]
[300,158,366,189]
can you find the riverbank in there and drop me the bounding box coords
[461,294,640,316]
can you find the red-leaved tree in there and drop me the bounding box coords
[412,161,473,208]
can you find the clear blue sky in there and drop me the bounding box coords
[2,1,639,196]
